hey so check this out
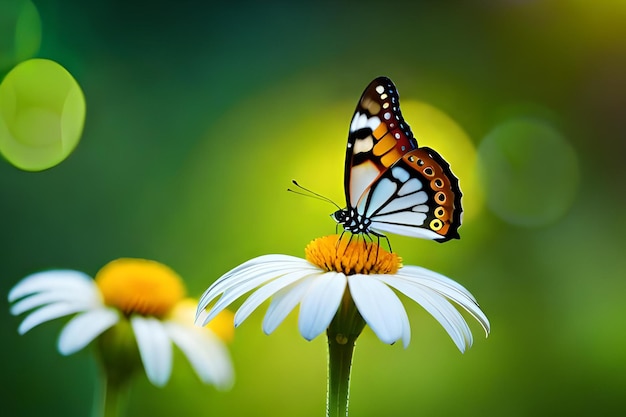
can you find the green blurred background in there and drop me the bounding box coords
[2,0,625,415]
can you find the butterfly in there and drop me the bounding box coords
[331,76,462,242]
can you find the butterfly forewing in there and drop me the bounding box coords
[336,76,463,242]
[345,77,417,208]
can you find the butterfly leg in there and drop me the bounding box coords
[336,230,358,257]
[370,230,392,254]
[373,233,380,262]
[336,229,346,249]
[361,231,380,262]
[363,233,371,258]
[382,234,392,253]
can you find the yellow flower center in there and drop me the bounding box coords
[305,235,402,275]
[95,258,185,318]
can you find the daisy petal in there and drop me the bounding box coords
[10,288,101,316]
[57,308,119,355]
[198,257,317,326]
[263,276,316,335]
[202,256,314,306]
[378,275,472,352]
[165,322,234,389]
[195,307,212,328]
[201,270,290,326]
[348,275,409,346]
[197,255,308,313]
[396,268,491,336]
[298,272,347,341]
[17,302,94,335]
[400,266,478,302]
[235,269,320,326]
[8,270,97,302]
[131,316,173,387]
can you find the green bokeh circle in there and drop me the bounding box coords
[0,58,86,171]
[0,0,41,72]
[478,118,579,227]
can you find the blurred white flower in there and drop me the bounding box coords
[9,258,234,389]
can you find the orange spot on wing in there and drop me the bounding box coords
[373,134,396,156]
[380,148,402,167]
[373,123,388,139]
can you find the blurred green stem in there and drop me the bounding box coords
[326,291,366,417]
[93,373,130,417]
[93,319,138,417]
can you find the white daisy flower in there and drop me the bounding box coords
[196,235,490,353]
[9,258,234,389]
[196,235,489,417]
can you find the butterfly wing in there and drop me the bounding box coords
[342,77,462,242]
[357,147,462,242]
[344,76,417,208]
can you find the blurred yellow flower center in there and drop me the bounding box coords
[205,309,235,343]
[305,235,402,275]
[95,258,185,318]
[169,298,235,343]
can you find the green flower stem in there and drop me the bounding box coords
[326,333,356,417]
[93,374,130,417]
[326,290,366,417]
[92,319,140,417]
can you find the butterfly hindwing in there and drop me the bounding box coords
[359,147,462,242]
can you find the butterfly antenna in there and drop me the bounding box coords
[288,180,341,210]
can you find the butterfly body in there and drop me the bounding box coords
[333,77,462,243]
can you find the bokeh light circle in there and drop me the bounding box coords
[0,0,41,72]
[402,100,484,221]
[478,117,579,227]
[0,58,86,171]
